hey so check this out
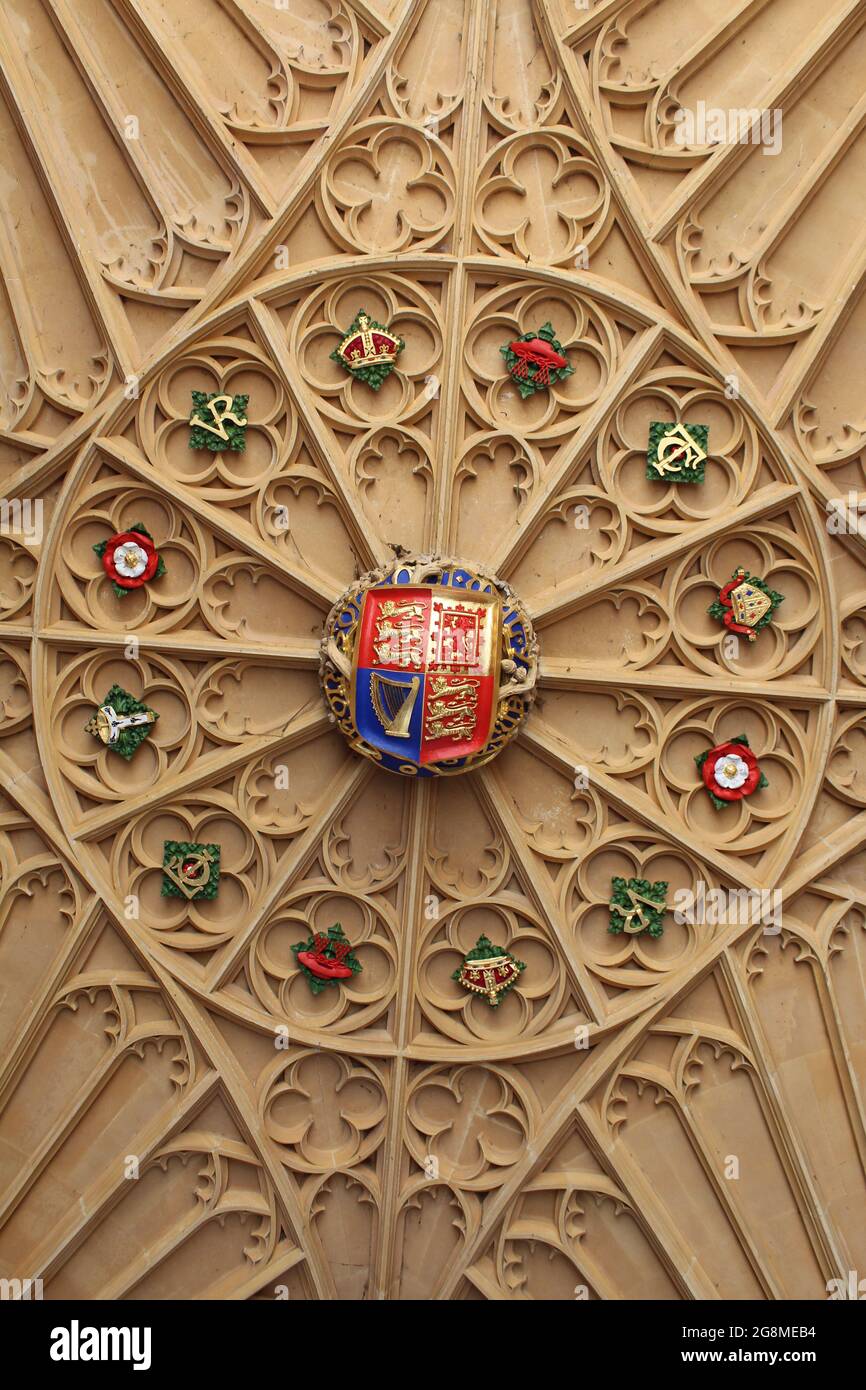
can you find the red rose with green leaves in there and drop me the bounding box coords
[94,523,165,598]
[696,736,766,809]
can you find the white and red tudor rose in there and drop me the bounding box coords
[96,527,163,592]
[700,739,763,803]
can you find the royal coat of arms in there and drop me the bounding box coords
[320,555,538,776]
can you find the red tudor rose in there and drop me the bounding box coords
[102,530,160,589]
[701,740,762,802]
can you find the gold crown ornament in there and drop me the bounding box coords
[331,309,404,390]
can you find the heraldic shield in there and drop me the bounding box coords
[355,585,499,765]
[319,556,539,777]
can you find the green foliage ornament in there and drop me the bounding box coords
[608,877,669,939]
[189,392,249,452]
[162,841,221,901]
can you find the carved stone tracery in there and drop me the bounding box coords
[0,0,864,1302]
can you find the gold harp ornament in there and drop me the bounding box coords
[370,672,419,738]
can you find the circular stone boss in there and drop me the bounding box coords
[319,555,538,776]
